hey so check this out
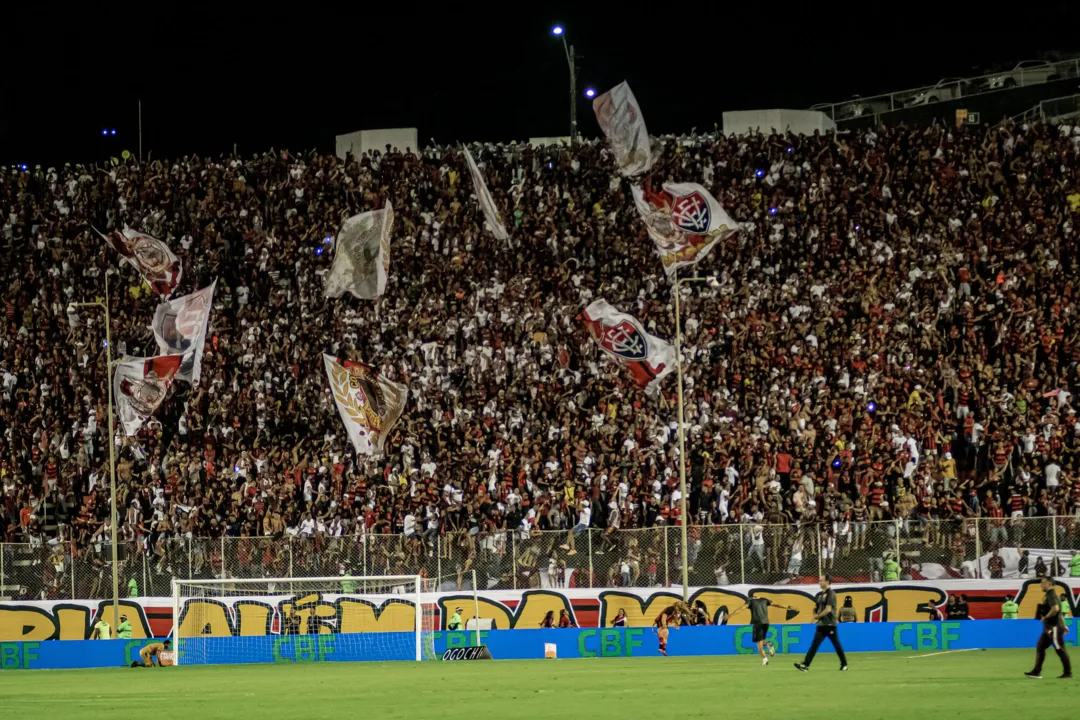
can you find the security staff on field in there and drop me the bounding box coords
[1001,595,1019,619]
[448,607,464,631]
[794,575,848,672]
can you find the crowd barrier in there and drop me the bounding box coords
[0,620,1074,669]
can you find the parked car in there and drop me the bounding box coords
[983,60,1063,90]
[902,78,971,107]
[811,95,892,121]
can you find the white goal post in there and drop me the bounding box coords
[170,574,479,666]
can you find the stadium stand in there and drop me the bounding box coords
[2,119,1080,599]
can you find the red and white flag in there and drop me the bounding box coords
[113,355,183,436]
[324,354,408,456]
[97,227,183,296]
[150,280,216,384]
[582,299,676,393]
[593,81,654,177]
[632,180,739,276]
[462,146,510,245]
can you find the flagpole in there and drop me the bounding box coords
[672,271,713,602]
[673,268,689,602]
[70,269,120,632]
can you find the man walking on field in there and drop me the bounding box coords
[794,575,848,672]
[729,596,794,666]
[1025,576,1073,679]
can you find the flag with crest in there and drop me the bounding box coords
[151,280,216,384]
[632,180,738,276]
[324,353,408,456]
[97,227,183,296]
[113,355,183,435]
[582,299,676,393]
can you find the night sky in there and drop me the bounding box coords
[3,2,1078,166]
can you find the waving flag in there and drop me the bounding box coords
[324,203,395,300]
[632,181,738,276]
[593,81,654,176]
[113,355,183,436]
[150,280,216,384]
[97,227,182,296]
[462,146,510,244]
[324,354,408,456]
[582,299,676,393]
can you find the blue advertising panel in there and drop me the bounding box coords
[0,619,1075,670]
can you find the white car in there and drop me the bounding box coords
[903,78,970,107]
[984,60,1063,89]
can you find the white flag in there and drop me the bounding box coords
[150,280,216,384]
[593,81,654,177]
[97,227,183,296]
[324,203,394,300]
[324,354,408,456]
[113,355,182,436]
[462,146,510,244]
[632,181,739,276]
[582,299,677,393]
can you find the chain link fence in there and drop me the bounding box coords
[3,516,1079,600]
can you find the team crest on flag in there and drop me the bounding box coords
[96,227,183,296]
[632,181,739,276]
[324,353,408,456]
[582,299,677,393]
[113,355,183,436]
[151,280,216,384]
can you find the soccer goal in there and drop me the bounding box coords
[171,575,475,666]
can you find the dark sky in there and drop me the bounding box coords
[3,2,1078,166]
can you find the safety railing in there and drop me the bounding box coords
[2,516,1077,600]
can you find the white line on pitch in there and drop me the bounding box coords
[911,648,984,658]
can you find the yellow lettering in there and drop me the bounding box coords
[0,606,57,641]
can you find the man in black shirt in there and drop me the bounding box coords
[1025,576,1073,679]
[795,575,848,672]
[730,595,794,666]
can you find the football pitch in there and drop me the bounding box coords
[0,649,1073,719]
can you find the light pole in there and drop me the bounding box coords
[551,25,578,144]
[69,270,120,633]
[671,271,715,602]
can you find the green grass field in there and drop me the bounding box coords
[0,650,1074,719]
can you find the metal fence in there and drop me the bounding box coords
[3,516,1078,600]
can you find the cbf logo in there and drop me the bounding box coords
[600,321,648,361]
[670,191,711,234]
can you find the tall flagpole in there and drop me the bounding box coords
[673,269,689,602]
[71,268,120,632]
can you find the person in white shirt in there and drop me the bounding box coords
[1045,462,1061,488]
[559,500,591,557]
[403,512,417,538]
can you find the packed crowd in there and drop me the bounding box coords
[4,118,1080,590]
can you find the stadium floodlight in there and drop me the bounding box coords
[584,87,596,98]
[551,26,578,144]
[172,573,481,665]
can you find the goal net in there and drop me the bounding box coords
[171,575,456,666]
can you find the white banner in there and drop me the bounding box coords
[324,203,394,300]
[324,353,408,456]
[151,280,216,384]
[462,146,509,244]
[632,181,739,276]
[97,227,183,296]
[113,355,182,436]
[582,299,676,393]
[593,81,654,177]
